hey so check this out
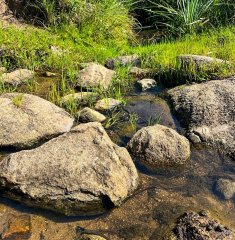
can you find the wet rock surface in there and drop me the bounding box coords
[0,122,138,216]
[130,67,152,79]
[216,178,235,200]
[168,78,235,159]
[128,124,190,166]
[105,54,140,70]
[0,93,74,149]
[76,63,115,90]
[174,211,233,240]
[0,69,34,86]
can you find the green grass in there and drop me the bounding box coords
[0,23,235,115]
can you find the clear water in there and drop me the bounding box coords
[0,85,234,240]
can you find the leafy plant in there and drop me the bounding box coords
[147,113,162,126]
[12,94,24,107]
[129,113,139,131]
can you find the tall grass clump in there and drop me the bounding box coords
[141,0,235,37]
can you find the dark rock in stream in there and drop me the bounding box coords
[128,124,190,167]
[168,78,235,159]
[0,93,74,149]
[0,122,138,216]
[174,211,233,240]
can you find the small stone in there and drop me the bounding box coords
[95,98,122,111]
[137,78,157,91]
[61,92,97,104]
[76,63,115,90]
[0,69,34,86]
[2,215,31,240]
[79,107,106,123]
[105,54,141,70]
[44,71,57,77]
[216,178,235,200]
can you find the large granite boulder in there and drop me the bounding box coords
[127,124,190,166]
[168,78,235,159]
[0,93,74,149]
[76,63,115,90]
[0,122,139,216]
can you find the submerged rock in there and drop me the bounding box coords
[174,211,233,240]
[1,215,31,240]
[76,63,115,90]
[216,178,235,200]
[168,78,235,159]
[79,107,106,123]
[127,124,190,166]
[0,69,34,86]
[95,98,122,111]
[105,54,140,70]
[137,78,157,91]
[0,93,74,149]
[0,122,138,216]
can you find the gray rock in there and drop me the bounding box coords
[0,122,138,216]
[168,78,235,159]
[0,69,34,86]
[79,107,106,123]
[127,124,190,166]
[177,54,229,70]
[137,78,157,91]
[216,178,235,200]
[76,63,115,90]
[105,54,140,70]
[174,211,233,240]
[95,98,122,111]
[61,92,97,105]
[0,93,74,149]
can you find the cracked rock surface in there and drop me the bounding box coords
[168,78,235,159]
[0,93,74,149]
[0,122,138,216]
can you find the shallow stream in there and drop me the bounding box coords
[0,77,234,240]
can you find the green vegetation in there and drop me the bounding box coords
[12,93,24,107]
[0,0,234,117]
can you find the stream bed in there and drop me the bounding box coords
[0,78,234,240]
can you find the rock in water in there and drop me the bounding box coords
[105,54,140,70]
[127,124,190,166]
[0,122,138,216]
[168,78,235,159]
[0,69,34,86]
[216,178,235,200]
[174,211,233,240]
[0,93,74,149]
[76,63,115,90]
